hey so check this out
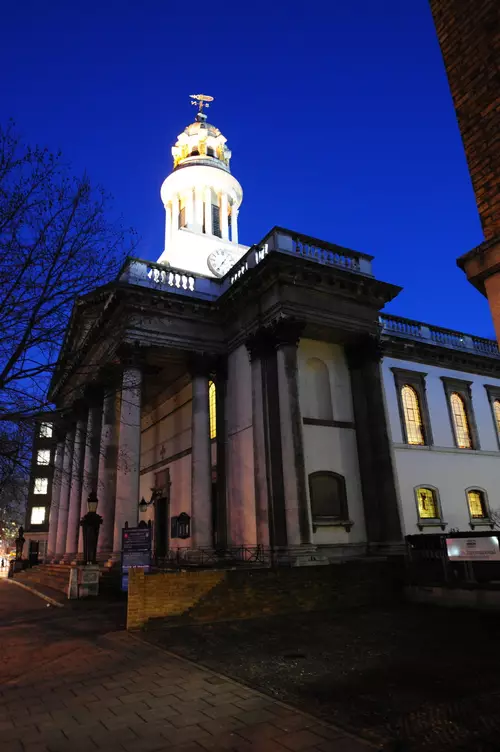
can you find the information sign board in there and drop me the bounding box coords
[121,526,152,591]
[446,536,500,561]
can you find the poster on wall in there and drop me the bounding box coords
[446,536,500,561]
[121,526,152,591]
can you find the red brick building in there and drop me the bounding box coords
[429,0,500,339]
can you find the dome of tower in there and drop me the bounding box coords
[172,112,232,173]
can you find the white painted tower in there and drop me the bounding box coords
[157,95,248,278]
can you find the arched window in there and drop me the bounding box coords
[308,471,348,521]
[467,489,488,519]
[401,385,425,445]
[494,400,500,437]
[416,487,439,520]
[208,381,216,440]
[450,392,471,448]
[305,358,333,421]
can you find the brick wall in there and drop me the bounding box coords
[429,0,500,241]
[127,560,401,630]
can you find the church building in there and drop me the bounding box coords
[23,96,500,567]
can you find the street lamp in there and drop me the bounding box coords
[139,488,163,514]
[80,492,103,565]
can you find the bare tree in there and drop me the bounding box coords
[0,121,135,479]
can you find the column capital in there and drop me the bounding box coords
[115,343,146,369]
[245,317,304,360]
[187,353,218,379]
[345,333,384,370]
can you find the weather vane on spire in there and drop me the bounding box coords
[190,94,214,121]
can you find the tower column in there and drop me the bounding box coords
[172,195,180,234]
[190,362,213,548]
[194,187,204,232]
[164,202,172,252]
[47,439,64,560]
[232,206,239,245]
[204,188,212,235]
[220,193,229,241]
[185,188,195,229]
[112,365,142,558]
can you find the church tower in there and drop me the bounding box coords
[157,95,247,278]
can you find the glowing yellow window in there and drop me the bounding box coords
[401,385,425,445]
[494,400,500,436]
[209,381,216,440]
[467,490,487,519]
[417,487,439,519]
[450,392,471,448]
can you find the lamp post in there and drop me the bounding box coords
[15,526,25,561]
[80,492,103,565]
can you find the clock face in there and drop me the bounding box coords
[207,248,235,277]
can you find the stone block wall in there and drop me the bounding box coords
[127,559,402,630]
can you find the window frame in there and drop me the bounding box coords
[33,477,48,495]
[308,471,352,531]
[30,506,46,525]
[441,377,479,450]
[208,380,216,440]
[414,485,446,531]
[484,385,500,450]
[465,486,493,529]
[391,368,433,446]
[36,449,51,466]
[39,422,53,438]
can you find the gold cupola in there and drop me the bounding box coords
[172,95,232,172]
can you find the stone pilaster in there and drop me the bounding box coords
[345,333,402,544]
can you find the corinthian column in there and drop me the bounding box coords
[63,413,87,561]
[112,366,142,558]
[231,207,239,245]
[204,188,213,235]
[47,438,64,560]
[54,427,75,560]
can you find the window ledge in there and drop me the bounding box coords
[417,520,447,531]
[312,518,354,533]
[469,520,495,530]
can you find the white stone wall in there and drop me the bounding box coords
[298,339,366,545]
[382,356,500,536]
[225,344,256,544]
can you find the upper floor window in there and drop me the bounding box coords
[401,385,424,445]
[36,449,50,466]
[39,422,53,438]
[494,399,500,436]
[467,489,488,519]
[308,471,348,522]
[30,507,46,525]
[391,368,432,446]
[209,381,216,440]
[442,377,478,450]
[304,358,333,421]
[34,478,48,495]
[211,204,221,238]
[450,392,472,448]
[179,205,187,229]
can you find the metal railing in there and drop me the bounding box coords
[380,313,500,359]
[154,545,321,570]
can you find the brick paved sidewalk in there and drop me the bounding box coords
[0,627,375,752]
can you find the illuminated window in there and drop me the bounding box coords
[494,400,500,437]
[179,206,186,228]
[401,385,425,445]
[36,449,50,466]
[467,489,488,519]
[209,381,216,440]
[39,422,53,438]
[30,507,46,525]
[34,478,48,495]
[416,487,439,520]
[450,392,472,448]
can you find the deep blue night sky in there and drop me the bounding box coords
[1,0,493,337]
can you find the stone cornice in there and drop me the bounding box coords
[382,336,500,378]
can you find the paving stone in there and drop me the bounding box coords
[236,721,284,742]
[235,708,281,725]
[275,729,327,751]
[201,702,244,719]
[314,739,374,751]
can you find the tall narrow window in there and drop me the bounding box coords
[212,204,221,238]
[494,400,500,437]
[416,487,439,520]
[401,385,425,445]
[30,507,46,525]
[36,449,50,465]
[208,381,216,440]
[467,489,488,519]
[450,392,472,448]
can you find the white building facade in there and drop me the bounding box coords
[28,101,500,566]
